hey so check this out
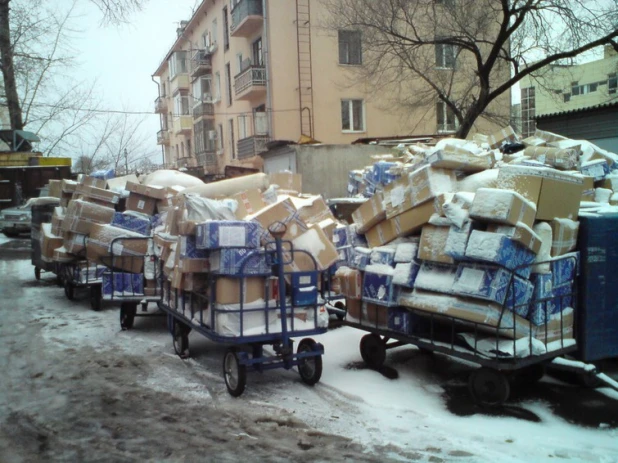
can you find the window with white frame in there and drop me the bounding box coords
[341,99,365,132]
[217,123,224,153]
[237,53,244,74]
[202,31,210,49]
[338,30,362,65]
[215,72,221,102]
[520,86,536,137]
[254,105,268,135]
[609,74,617,94]
[435,41,456,69]
[228,118,235,159]
[238,114,249,140]
[174,94,190,116]
[436,100,457,133]
[225,63,232,106]
[192,76,213,105]
[211,19,218,46]
[169,51,188,78]
[571,81,598,96]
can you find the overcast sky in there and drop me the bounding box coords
[64,0,197,156]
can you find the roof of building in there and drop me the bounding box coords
[535,100,618,120]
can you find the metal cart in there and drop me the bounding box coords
[158,223,327,397]
[100,236,164,330]
[340,255,584,406]
[31,204,60,283]
[57,259,105,310]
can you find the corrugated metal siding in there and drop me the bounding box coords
[536,107,618,141]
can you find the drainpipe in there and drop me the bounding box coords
[262,0,273,145]
[151,74,166,168]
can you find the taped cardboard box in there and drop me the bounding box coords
[51,213,64,237]
[465,230,536,278]
[496,166,583,221]
[351,192,386,233]
[248,197,308,243]
[183,273,209,293]
[170,268,184,289]
[76,184,120,205]
[61,179,78,193]
[365,219,398,248]
[363,301,389,328]
[214,277,266,305]
[486,222,542,254]
[363,265,399,307]
[176,255,210,274]
[418,224,454,264]
[581,176,596,202]
[291,195,337,226]
[126,193,157,216]
[488,126,518,149]
[61,200,115,235]
[125,181,168,200]
[534,128,567,144]
[389,195,451,241]
[210,248,271,276]
[269,172,302,194]
[195,221,261,249]
[534,308,574,343]
[40,223,63,262]
[469,188,536,228]
[79,175,107,189]
[87,223,148,273]
[399,289,533,339]
[580,159,610,181]
[549,218,579,257]
[52,246,76,263]
[426,150,494,173]
[522,136,547,147]
[287,225,339,272]
[112,211,151,235]
[407,165,456,211]
[523,146,579,170]
[49,180,62,198]
[59,191,73,208]
[335,267,362,299]
[345,297,362,321]
[231,189,267,219]
[65,232,87,255]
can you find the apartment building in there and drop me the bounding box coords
[153,0,508,177]
[519,45,618,138]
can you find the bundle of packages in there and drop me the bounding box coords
[338,125,618,346]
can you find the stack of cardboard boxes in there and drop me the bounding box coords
[336,126,618,345]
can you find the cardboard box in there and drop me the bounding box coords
[407,165,456,211]
[76,184,120,205]
[418,224,454,264]
[214,277,266,305]
[52,246,76,263]
[126,193,157,216]
[291,195,336,226]
[352,192,386,234]
[61,200,115,235]
[318,218,337,242]
[534,128,566,143]
[210,248,271,276]
[451,264,533,316]
[523,146,579,170]
[469,188,536,228]
[247,197,308,243]
[497,166,584,221]
[125,181,168,200]
[102,272,144,298]
[195,220,261,249]
[426,150,494,173]
[51,214,64,237]
[79,175,107,189]
[178,235,208,259]
[399,289,533,339]
[363,301,389,327]
[61,179,78,193]
[465,230,536,278]
[394,242,419,263]
[112,211,151,235]
[350,247,371,270]
[595,176,618,192]
[231,189,268,219]
[177,256,210,274]
[522,136,547,147]
[581,176,596,202]
[392,261,421,288]
[488,126,518,149]
[345,297,362,321]
[486,223,542,254]
[65,232,87,255]
[413,262,458,293]
[289,272,318,306]
[288,225,339,272]
[48,180,62,198]
[40,223,63,262]
[335,267,363,299]
[183,273,209,293]
[269,172,302,194]
[365,219,398,248]
[580,159,610,181]
[528,273,558,326]
[534,308,574,343]
[369,247,395,266]
[550,218,579,257]
[59,192,73,208]
[170,268,185,289]
[87,223,148,272]
[550,252,579,287]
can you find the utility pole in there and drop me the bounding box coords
[124,148,128,174]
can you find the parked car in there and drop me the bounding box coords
[0,204,32,237]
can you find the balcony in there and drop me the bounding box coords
[193,102,215,120]
[190,50,212,79]
[157,130,170,145]
[196,152,218,167]
[234,66,266,100]
[170,74,190,95]
[173,116,193,135]
[154,97,167,113]
[231,0,263,37]
[237,135,269,160]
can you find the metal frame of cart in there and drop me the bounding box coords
[338,255,580,406]
[100,236,165,330]
[30,204,60,283]
[158,223,327,397]
[56,258,105,310]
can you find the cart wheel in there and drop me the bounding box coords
[468,367,511,407]
[360,334,386,369]
[90,285,102,312]
[120,303,137,330]
[334,301,345,321]
[64,281,75,301]
[172,322,190,358]
[55,275,63,287]
[578,369,601,388]
[297,338,323,386]
[223,348,247,397]
[517,364,546,385]
[34,266,41,281]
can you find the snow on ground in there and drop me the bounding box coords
[5,256,618,462]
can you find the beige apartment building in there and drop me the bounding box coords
[153,0,508,177]
[519,45,618,138]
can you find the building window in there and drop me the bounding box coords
[181,142,185,159]
[215,72,221,102]
[435,0,455,6]
[161,83,166,97]
[229,118,235,159]
[217,123,224,152]
[563,93,571,103]
[174,94,190,116]
[236,53,244,74]
[192,76,212,105]
[435,41,456,69]
[571,81,598,96]
[520,87,536,138]
[253,37,263,67]
[225,63,232,106]
[609,74,617,94]
[223,6,229,51]
[187,139,192,158]
[341,99,365,132]
[254,105,268,135]
[338,31,362,65]
[436,100,457,133]
[212,19,218,46]
[160,114,168,131]
[238,114,249,140]
[169,51,188,78]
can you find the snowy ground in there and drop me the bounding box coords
[1,244,618,462]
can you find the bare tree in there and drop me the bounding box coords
[322,0,618,138]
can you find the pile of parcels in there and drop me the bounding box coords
[335,126,618,348]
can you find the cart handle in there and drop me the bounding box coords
[268,221,287,240]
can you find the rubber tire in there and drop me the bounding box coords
[120,303,137,330]
[64,281,75,301]
[90,285,102,312]
[223,348,247,397]
[34,267,41,281]
[2,230,19,238]
[517,364,546,385]
[360,334,386,369]
[297,338,323,386]
[334,301,345,321]
[468,367,511,407]
[55,275,63,287]
[172,322,190,358]
[578,369,602,388]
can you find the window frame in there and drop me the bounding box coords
[435,41,457,69]
[436,100,458,134]
[340,99,366,133]
[338,30,362,66]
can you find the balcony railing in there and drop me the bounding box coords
[231,0,263,37]
[234,66,266,98]
[155,97,167,113]
[193,102,215,119]
[174,116,193,134]
[157,130,170,145]
[237,135,270,160]
[190,49,212,78]
[196,152,218,166]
